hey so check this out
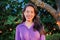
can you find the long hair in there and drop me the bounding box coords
[22,3,45,34]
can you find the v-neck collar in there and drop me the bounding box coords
[23,22,34,30]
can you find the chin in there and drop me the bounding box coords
[26,19,32,22]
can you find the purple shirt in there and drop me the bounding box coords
[15,22,45,40]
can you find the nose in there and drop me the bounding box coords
[28,11,32,15]
[27,12,31,16]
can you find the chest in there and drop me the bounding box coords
[20,28,40,40]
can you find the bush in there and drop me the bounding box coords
[46,33,60,40]
[46,35,52,40]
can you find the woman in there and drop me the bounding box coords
[15,3,45,40]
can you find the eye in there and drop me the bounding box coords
[31,11,33,13]
[26,10,29,13]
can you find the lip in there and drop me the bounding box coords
[27,17,31,19]
[26,15,32,19]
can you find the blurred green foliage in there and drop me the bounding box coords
[0,0,60,40]
[46,33,60,40]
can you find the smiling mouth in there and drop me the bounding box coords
[27,17,31,19]
[27,16,32,19]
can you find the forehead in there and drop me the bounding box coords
[25,6,34,11]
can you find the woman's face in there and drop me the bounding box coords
[24,6,35,22]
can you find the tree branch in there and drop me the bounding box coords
[30,0,60,20]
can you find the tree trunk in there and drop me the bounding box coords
[30,0,60,28]
[55,0,60,28]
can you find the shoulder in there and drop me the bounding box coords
[16,22,24,29]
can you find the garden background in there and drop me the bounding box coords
[0,0,60,40]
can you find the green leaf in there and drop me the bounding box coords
[4,15,16,25]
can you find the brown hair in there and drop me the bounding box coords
[22,3,45,34]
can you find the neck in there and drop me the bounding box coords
[24,20,34,29]
[25,20,33,24]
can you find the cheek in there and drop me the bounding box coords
[24,12,35,20]
[31,13,35,18]
[30,12,35,18]
[24,13,27,18]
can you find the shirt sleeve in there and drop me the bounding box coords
[15,26,21,40]
[40,26,46,40]
[40,35,45,40]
